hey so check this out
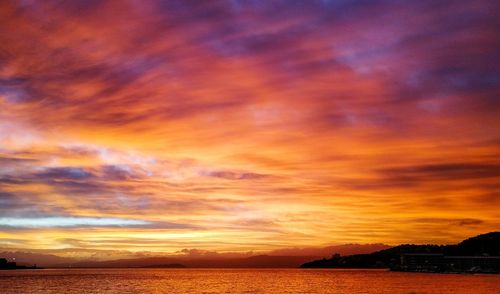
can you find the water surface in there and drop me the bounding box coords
[1,268,499,293]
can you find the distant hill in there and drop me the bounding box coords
[301,232,500,268]
[141,263,186,268]
[0,251,76,267]
[0,243,388,268]
[449,232,500,256]
[58,255,319,268]
[267,243,390,257]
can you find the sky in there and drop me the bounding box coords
[0,0,499,259]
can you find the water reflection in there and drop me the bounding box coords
[0,269,499,293]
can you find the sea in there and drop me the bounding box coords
[0,268,499,293]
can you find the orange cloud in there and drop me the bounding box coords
[0,0,499,257]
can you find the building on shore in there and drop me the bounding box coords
[396,254,500,273]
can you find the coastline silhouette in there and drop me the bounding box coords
[300,232,500,273]
[0,258,40,270]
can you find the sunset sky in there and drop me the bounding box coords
[0,0,499,259]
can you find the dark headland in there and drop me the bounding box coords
[300,232,500,274]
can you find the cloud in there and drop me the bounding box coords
[456,219,484,226]
[378,163,500,182]
[0,192,22,209]
[0,155,38,165]
[36,167,94,180]
[0,216,195,230]
[0,216,150,228]
[205,170,269,180]
[0,0,499,255]
[411,217,485,226]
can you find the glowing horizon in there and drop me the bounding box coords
[0,0,499,257]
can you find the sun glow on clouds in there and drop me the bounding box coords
[0,217,150,228]
[0,0,499,257]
